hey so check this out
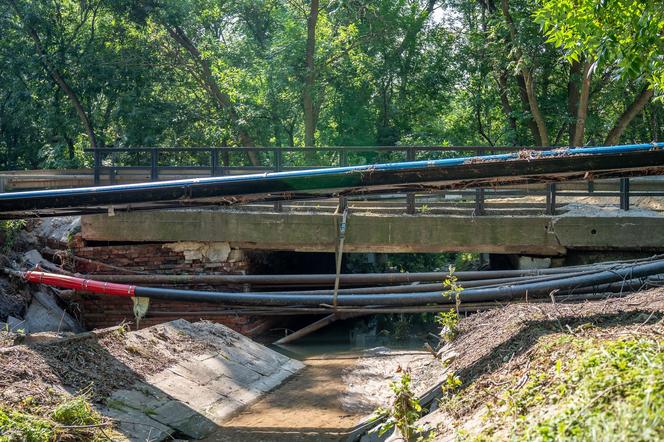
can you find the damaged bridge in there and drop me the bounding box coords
[79,204,664,256]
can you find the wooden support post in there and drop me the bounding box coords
[546,183,557,215]
[273,313,365,345]
[620,178,630,211]
[474,188,485,216]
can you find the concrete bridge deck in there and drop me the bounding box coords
[80,197,664,256]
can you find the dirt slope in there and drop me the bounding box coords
[415,290,664,441]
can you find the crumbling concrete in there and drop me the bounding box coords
[162,241,233,263]
[23,291,83,334]
[80,207,664,256]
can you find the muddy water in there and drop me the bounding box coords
[204,317,434,441]
[204,356,367,441]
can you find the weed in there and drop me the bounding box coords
[372,368,431,442]
[442,265,463,310]
[436,310,460,343]
[51,392,100,426]
[0,408,54,442]
[480,337,664,441]
[436,265,464,342]
[113,321,130,338]
[0,219,26,253]
[440,372,462,397]
[1,391,103,442]
[394,315,412,341]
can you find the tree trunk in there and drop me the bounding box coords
[303,0,320,148]
[567,60,581,144]
[516,75,542,146]
[495,71,518,145]
[604,87,654,145]
[166,25,258,165]
[522,70,549,146]
[9,0,98,149]
[571,61,592,147]
[500,0,548,146]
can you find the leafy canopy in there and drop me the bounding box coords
[535,0,664,90]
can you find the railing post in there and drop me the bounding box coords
[546,183,557,215]
[474,147,485,216]
[338,148,348,210]
[93,149,101,186]
[150,148,158,181]
[406,147,416,214]
[474,189,485,216]
[221,150,230,175]
[620,178,630,211]
[211,148,219,176]
[273,148,283,212]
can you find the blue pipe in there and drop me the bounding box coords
[2,143,662,200]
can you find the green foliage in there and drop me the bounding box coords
[436,309,460,343]
[51,393,100,427]
[536,0,664,92]
[440,372,462,397]
[372,369,431,442]
[1,220,26,253]
[436,265,464,342]
[0,391,102,442]
[482,337,664,441]
[0,408,54,442]
[442,265,464,308]
[1,0,661,171]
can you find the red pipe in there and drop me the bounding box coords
[24,270,135,297]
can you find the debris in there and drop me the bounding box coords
[23,290,83,334]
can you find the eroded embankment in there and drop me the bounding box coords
[417,290,664,441]
[0,319,304,441]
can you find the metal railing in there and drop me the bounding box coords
[80,146,639,215]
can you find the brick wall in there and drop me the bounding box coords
[72,241,247,275]
[61,239,275,336]
[66,293,272,337]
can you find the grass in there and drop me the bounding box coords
[467,336,664,441]
[0,392,105,442]
[0,219,26,253]
[0,409,54,442]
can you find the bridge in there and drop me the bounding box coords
[4,145,664,258]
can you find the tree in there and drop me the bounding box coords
[536,0,661,144]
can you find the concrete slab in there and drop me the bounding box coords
[101,405,173,442]
[81,210,566,254]
[24,291,82,334]
[101,320,305,441]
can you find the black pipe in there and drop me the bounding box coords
[132,259,664,306]
[79,266,610,285]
